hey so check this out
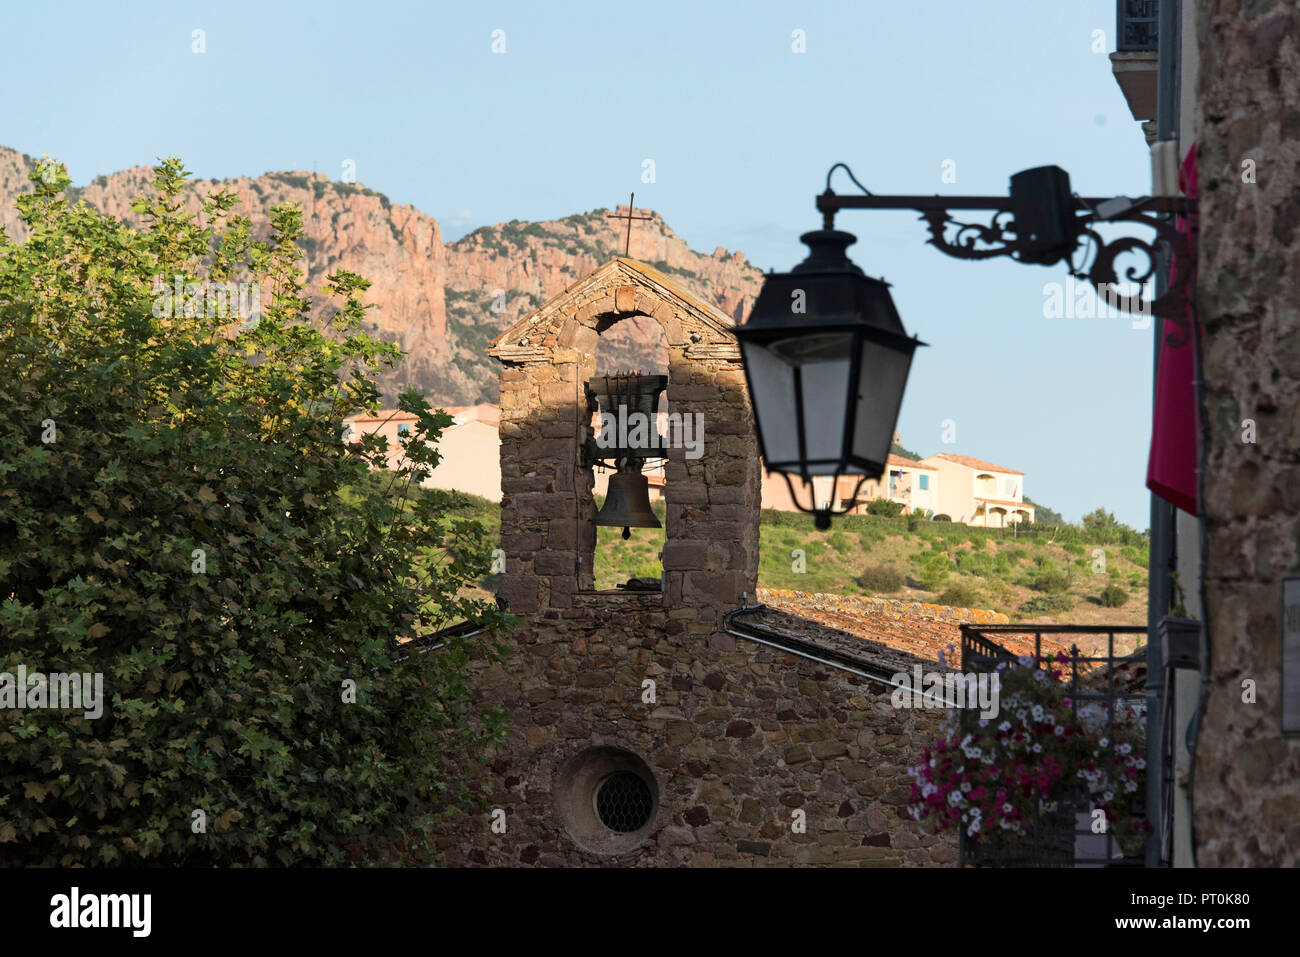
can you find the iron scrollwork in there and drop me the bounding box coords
[920,209,1019,261]
[855,197,1195,335]
[1073,204,1196,345]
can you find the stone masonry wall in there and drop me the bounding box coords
[433,594,957,867]
[1194,0,1300,866]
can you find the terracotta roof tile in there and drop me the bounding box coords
[887,454,936,470]
[926,453,1024,475]
[753,588,1077,668]
[344,409,420,425]
[445,403,501,426]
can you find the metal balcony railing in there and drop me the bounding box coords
[1117,0,1159,53]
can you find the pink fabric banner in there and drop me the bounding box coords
[1145,143,1199,515]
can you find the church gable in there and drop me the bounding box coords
[488,258,739,366]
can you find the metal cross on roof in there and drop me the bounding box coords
[607,192,652,257]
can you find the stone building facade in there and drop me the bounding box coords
[1193,0,1300,867]
[430,258,957,866]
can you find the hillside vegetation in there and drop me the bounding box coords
[439,494,1148,626]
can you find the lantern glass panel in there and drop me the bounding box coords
[775,332,853,474]
[850,337,914,473]
[740,341,800,467]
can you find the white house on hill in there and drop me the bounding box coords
[918,453,1034,526]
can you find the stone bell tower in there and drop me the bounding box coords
[486,258,761,624]
[445,257,774,863]
[434,259,953,868]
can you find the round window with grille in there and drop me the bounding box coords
[595,771,654,832]
[555,746,659,855]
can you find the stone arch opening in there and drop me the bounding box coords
[589,312,671,590]
[490,260,759,617]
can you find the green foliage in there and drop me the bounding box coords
[1018,594,1076,615]
[956,550,1012,578]
[1075,506,1146,547]
[937,580,982,607]
[1021,495,1065,526]
[856,563,905,594]
[932,514,951,522]
[1082,507,1120,532]
[919,552,954,592]
[864,498,904,517]
[856,527,885,547]
[1099,584,1130,608]
[0,158,511,866]
[1028,563,1071,594]
[890,441,923,461]
[1122,545,1148,568]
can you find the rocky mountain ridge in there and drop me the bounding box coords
[0,146,763,405]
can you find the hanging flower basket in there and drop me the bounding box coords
[907,652,1151,866]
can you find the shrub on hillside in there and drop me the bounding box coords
[1029,564,1071,594]
[1019,594,1076,615]
[932,514,952,522]
[956,551,1005,578]
[1099,584,1130,607]
[937,581,982,608]
[857,563,906,593]
[1122,545,1149,568]
[865,498,904,517]
[919,552,954,591]
[0,159,510,866]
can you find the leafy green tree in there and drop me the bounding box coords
[1082,507,1120,533]
[0,158,509,865]
[1022,496,1064,526]
[919,552,953,592]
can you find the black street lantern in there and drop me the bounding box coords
[733,228,925,530]
[735,160,1197,530]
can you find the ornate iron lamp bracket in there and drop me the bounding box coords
[816,187,1197,338]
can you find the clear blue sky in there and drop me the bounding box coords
[6,0,1157,528]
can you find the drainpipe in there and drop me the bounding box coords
[1144,0,1181,869]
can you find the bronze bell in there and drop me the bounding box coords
[596,463,660,539]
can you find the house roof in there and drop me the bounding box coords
[445,403,501,427]
[347,406,503,428]
[345,409,420,425]
[925,453,1024,476]
[887,454,936,470]
[745,588,1076,672]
